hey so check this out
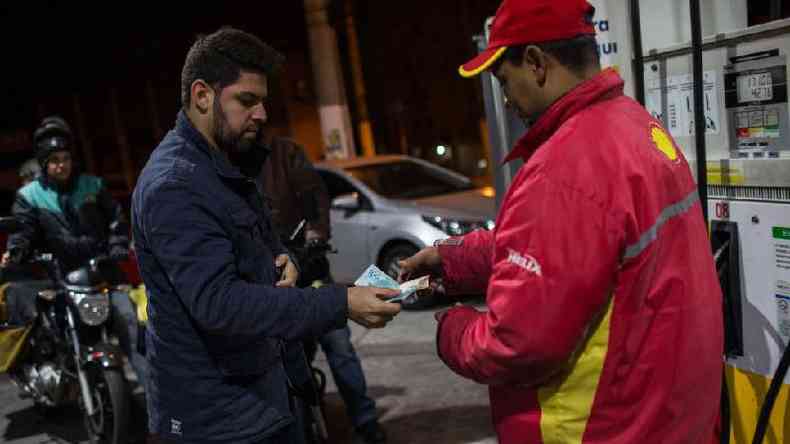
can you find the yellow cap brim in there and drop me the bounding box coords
[458,46,508,78]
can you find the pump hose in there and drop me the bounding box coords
[721,368,730,444]
[715,240,731,444]
[752,338,790,444]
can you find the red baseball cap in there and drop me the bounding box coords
[459,0,596,78]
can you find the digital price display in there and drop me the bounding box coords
[737,72,773,102]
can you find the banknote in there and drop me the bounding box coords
[354,264,400,290]
[388,275,431,303]
[354,264,430,303]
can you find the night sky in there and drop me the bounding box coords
[0,3,308,129]
[0,1,501,209]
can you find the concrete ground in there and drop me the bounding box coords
[0,307,497,444]
[316,306,497,444]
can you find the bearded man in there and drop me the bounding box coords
[131,27,401,444]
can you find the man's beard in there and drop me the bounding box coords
[212,101,267,177]
[212,100,261,155]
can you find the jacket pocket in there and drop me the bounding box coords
[229,208,275,283]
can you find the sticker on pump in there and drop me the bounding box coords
[776,294,790,341]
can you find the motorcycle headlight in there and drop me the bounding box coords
[70,293,111,326]
[422,216,495,236]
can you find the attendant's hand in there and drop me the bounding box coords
[398,246,443,282]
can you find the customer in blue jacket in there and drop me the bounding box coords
[131,27,401,444]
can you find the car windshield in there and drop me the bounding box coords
[345,160,472,199]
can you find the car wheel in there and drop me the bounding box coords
[379,243,436,310]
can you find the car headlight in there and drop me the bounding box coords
[422,215,495,236]
[70,292,111,326]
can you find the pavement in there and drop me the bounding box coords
[0,306,497,444]
[316,305,496,444]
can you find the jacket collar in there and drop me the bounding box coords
[175,110,247,181]
[40,170,79,193]
[504,68,625,163]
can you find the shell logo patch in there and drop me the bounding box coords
[650,124,678,161]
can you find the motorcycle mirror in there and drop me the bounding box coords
[0,216,21,233]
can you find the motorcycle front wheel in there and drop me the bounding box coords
[81,368,130,444]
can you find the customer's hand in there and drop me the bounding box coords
[398,246,442,282]
[0,251,9,268]
[275,254,299,287]
[347,286,401,328]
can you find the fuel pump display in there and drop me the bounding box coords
[725,50,790,158]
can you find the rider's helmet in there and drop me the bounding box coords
[33,115,73,170]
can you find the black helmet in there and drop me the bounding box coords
[33,115,73,167]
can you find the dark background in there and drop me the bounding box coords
[0,2,500,201]
[0,0,785,212]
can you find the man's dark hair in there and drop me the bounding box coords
[180,27,285,108]
[500,35,601,76]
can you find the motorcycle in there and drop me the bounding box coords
[0,216,131,444]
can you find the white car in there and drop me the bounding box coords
[315,155,496,291]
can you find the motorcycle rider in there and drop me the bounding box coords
[1,115,147,388]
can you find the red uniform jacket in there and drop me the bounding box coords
[436,69,723,444]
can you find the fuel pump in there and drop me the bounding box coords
[711,44,790,443]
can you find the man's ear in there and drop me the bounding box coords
[191,80,214,114]
[523,45,548,86]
